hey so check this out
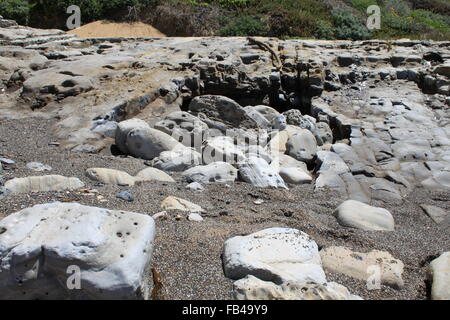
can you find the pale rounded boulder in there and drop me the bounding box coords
[182,162,237,184]
[279,167,312,185]
[5,175,84,194]
[334,200,395,231]
[286,129,318,164]
[320,246,404,289]
[135,168,175,183]
[86,168,136,186]
[115,118,150,154]
[238,157,288,189]
[0,202,156,300]
[223,228,326,284]
[125,127,180,160]
[161,196,205,213]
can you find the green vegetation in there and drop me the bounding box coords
[0,0,448,40]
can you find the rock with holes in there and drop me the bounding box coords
[160,196,205,213]
[86,168,136,186]
[320,247,404,289]
[135,168,175,183]
[334,200,395,231]
[115,119,151,154]
[233,275,362,300]
[125,127,181,160]
[314,122,334,146]
[428,252,450,300]
[279,167,312,185]
[223,228,326,284]
[189,95,257,128]
[0,202,156,300]
[154,111,208,147]
[244,106,271,129]
[4,175,84,194]
[203,136,246,165]
[151,147,202,172]
[182,162,238,184]
[238,157,288,189]
[287,129,317,164]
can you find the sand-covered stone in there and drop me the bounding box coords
[5,175,84,194]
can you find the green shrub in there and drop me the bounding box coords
[332,10,372,40]
[315,20,335,40]
[219,15,268,36]
[350,0,378,13]
[0,0,30,25]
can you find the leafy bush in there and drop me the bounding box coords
[0,0,30,25]
[332,10,372,40]
[219,15,268,36]
[350,0,378,13]
[315,20,335,40]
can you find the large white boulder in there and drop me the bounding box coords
[334,200,395,231]
[238,157,288,189]
[0,202,156,300]
[223,228,326,284]
[5,175,84,194]
[286,129,317,164]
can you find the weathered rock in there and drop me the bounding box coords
[183,162,237,184]
[86,168,136,186]
[203,136,246,165]
[154,111,208,147]
[151,147,202,172]
[135,168,175,183]
[161,196,205,213]
[287,129,317,164]
[428,252,450,300]
[334,200,395,231]
[420,205,449,225]
[188,213,204,222]
[189,95,256,128]
[233,275,362,300]
[320,246,404,289]
[26,162,52,172]
[253,105,280,123]
[272,115,287,131]
[279,167,312,185]
[238,157,287,189]
[5,175,84,194]
[186,182,204,192]
[223,228,326,284]
[270,154,308,172]
[125,127,181,160]
[0,202,156,300]
[116,190,134,202]
[115,119,150,154]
